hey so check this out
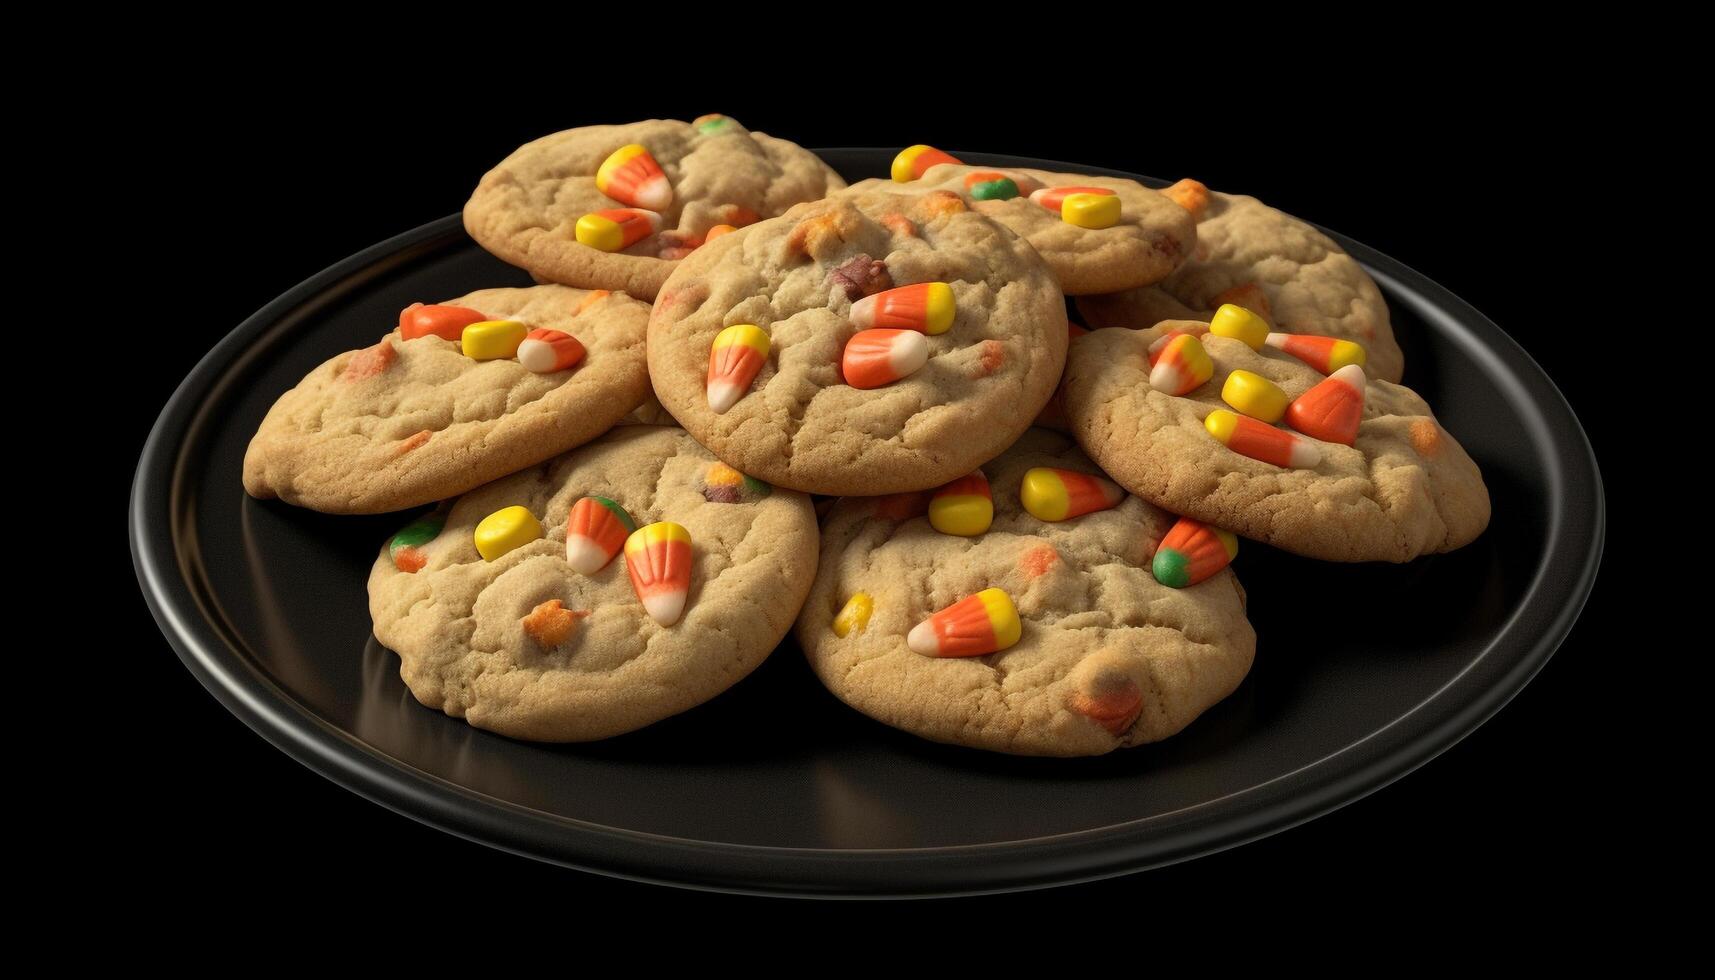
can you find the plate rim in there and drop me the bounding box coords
[131,149,1606,897]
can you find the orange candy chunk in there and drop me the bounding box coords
[1285,364,1366,445]
[399,304,488,342]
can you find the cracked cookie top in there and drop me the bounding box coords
[646,188,1069,496]
[463,118,846,301]
[855,163,1197,295]
[796,429,1255,757]
[1063,325,1488,562]
[1077,186,1406,382]
[368,426,819,742]
[243,284,649,514]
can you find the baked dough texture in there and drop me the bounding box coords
[464,119,846,300]
[244,285,650,514]
[1063,325,1489,562]
[797,429,1255,757]
[852,164,1196,294]
[1077,189,1406,382]
[368,426,819,742]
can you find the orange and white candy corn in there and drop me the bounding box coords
[1149,333,1214,395]
[575,208,661,252]
[842,329,929,389]
[928,470,993,536]
[707,324,769,413]
[595,143,672,211]
[1205,409,1322,469]
[1152,516,1239,589]
[1264,332,1367,374]
[1019,467,1125,522]
[908,588,1021,658]
[849,282,955,335]
[564,496,637,575]
[398,303,487,342]
[1029,185,1115,213]
[892,144,962,182]
[1286,364,1366,445]
[517,328,586,373]
[1146,325,1209,366]
[625,521,693,626]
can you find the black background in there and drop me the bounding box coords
[119,68,1631,922]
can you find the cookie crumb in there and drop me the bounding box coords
[522,599,586,647]
[341,341,396,382]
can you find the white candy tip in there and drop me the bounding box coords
[850,294,876,327]
[708,382,742,414]
[1263,332,1288,349]
[637,179,672,212]
[1148,363,1181,393]
[1331,364,1366,388]
[565,537,611,575]
[643,592,686,627]
[907,620,937,657]
[1291,439,1323,469]
[518,340,554,373]
[894,331,929,375]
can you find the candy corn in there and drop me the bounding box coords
[564,496,636,574]
[1286,364,1366,445]
[1209,304,1270,351]
[706,324,769,414]
[1061,193,1121,229]
[398,303,487,342]
[849,282,955,335]
[595,143,672,211]
[964,171,1021,201]
[575,208,661,252]
[1149,333,1214,394]
[625,522,693,626]
[1221,370,1289,423]
[704,223,738,241]
[833,593,873,638]
[1019,467,1125,522]
[701,462,771,503]
[474,506,542,562]
[461,320,528,361]
[693,113,732,134]
[908,588,1022,658]
[929,471,993,536]
[1152,516,1239,589]
[1264,332,1367,374]
[388,512,445,573]
[1146,325,1209,366]
[1029,186,1114,213]
[517,328,586,373]
[892,144,962,182]
[1204,409,1322,468]
[842,329,929,389]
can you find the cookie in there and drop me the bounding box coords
[244,285,649,514]
[1076,183,1406,382]
[646,187,1069,495]
[1063,324,1489,562]
[796,429,1255,757]
[368,426,818,742]
[463,117,846,301]
[856,157,1197,294]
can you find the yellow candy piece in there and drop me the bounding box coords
[462,319,528,361]
[1209,304,1270,350]
[1061,193,1122,229]
[833,593,873,638]
[928,495,993,537]
[474,505,542,562]
[1221,369,1289,423]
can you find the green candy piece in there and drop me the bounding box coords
[591,495,638,533]
[389,513,446,559]
[969,178,1020,201]
[740,475,772,499]
[695,115,732,135]
[1151,548,1190,589]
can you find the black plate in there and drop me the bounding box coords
[131,150,1603,897]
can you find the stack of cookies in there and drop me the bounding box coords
[243,120,1490,757]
